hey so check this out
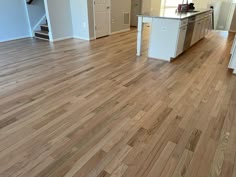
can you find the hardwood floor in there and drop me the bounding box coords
[0,28,236,177]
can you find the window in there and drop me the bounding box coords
[163,0,192,8]
[165,0,182,8]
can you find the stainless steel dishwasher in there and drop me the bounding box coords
[183,16,196,51]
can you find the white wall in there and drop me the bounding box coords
[45,0,73,41]
[71,0,132,40]
[150,0,162,14]
[111,0,131,33]
[226,4,235,30]
[0,0,133,42]
[207,1,222,29]
[26,0,46,32]
[70,0,90,40]
[206,0,235,30]
[216,1,232,30]
[0,0,30,42]
[193,0,209,8]
[142,0,151,13]
[70,0,94,40]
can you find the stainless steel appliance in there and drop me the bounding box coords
[183,16,196,50]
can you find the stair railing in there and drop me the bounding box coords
[26,0,34,4]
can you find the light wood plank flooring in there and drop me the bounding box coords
[0,28,236,177]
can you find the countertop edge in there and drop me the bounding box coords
[138,9,212,20]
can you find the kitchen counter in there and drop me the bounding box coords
[138,9,212,20]
[136,9,213,61]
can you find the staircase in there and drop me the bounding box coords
[34,23,49,41]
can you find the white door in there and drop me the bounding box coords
[131,0,142,27]
[94,0,110,38]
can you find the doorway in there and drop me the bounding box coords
[94,0,111,38]
[208,0,236,31]
[131,0,142,27]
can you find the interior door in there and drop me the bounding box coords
[131,0,142,27]
[94,0,110,38]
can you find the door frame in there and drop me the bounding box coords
[93,0,111,39]
[226,2,236,31]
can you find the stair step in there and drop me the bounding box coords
[34,36,50,41]
[35,31,49,40]
[40,24,49,32]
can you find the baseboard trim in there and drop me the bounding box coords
[111,28,130,35]
[229,30,236,33]
[0,35,31,43]
[51,36,73,42]
[73,36,94,41]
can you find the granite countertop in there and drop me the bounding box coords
[138,9,212,20]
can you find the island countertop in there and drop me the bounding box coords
[136,8,213,60]
[138,9,212,20]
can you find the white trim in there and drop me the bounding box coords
[111,28,131,35]
[93,0,96,39]
[137,16,143,56]
[33,15,46,32]
[73,36,95,41]
[44,0,53,41]
[24,1,33,37]
[0,35,31,43]
[50,36,73,42]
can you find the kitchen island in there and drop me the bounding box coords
[137,9,212,61]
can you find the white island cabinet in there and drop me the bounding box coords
[137,9,212,62]
[149,18,188,60]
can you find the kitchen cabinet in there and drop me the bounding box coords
[137,10,212,61]
[204,16,210,36]
[191,20,201,45]
[176,26,188,56]
[202,15,211,37]
[148,18,181,60]
[191,13,211,46]
[200,18,206,39]
[230,36,236,55]
[191,19,199,45]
